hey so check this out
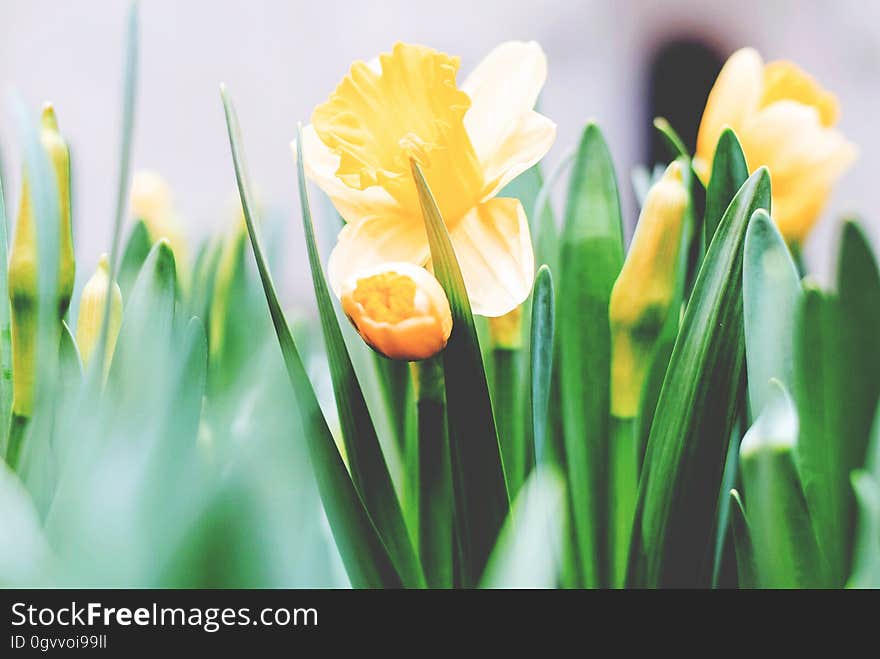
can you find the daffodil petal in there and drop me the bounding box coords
[298,125,399,224]
[762,60,839,126]
[327,214,429,298]
[694,47,764,179]
[740,100,856,242]
[480,110,557,200]
[463,41,548,168]
[741,101,856,184]
[446,197,534,317]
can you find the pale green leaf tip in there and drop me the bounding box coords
[740,379,798,458]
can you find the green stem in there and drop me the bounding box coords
[5,411,29,470]
[493,347,528,498]
[609,416,638,587]
[416,355,453,588]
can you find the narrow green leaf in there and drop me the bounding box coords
[653,117,688,160]
[492,346,526,498]
[416,355,452,588]
[558,123,624,586]
[627,171,771,587]
[795,220,880,584]
[411,160,509,587]
[0,461,52,585]
[221,85,401,588]
[0,166,12,454]
[59,320,82,380]
[93,0,139,386]
[740,382,829,587]
[117,220,153,301]
[530,265,555,467]
[481,467,566,588]
[743,209,800,416]
[295,127,423,588]
[729,489,757,589]
[609,417,638,587]
[703,129,748,249]
[849,470,880,588]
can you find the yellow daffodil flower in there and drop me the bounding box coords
[340,262,452,361]
[130,170,190,285]
[610,162,688,418]
[76,254,123,379]
[695,48,856,244]
[301,41,556,317]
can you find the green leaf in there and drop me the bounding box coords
[0,167,12,454]
[93,0,139,384]
[795,220,880,584]
[0,461,52,585]
[653,118,688,160]
[609,417,638,587]
[627,170,771,587]
[739,382,829,587]
[481,466,566,588]
[294,127,423,588]
[703,129,748,249]
[849,470,880,588]
[530,265,555,467]
[728,490,757,589]
[411,160,509,587]
[221,84,401,588]
[743,209,800,416]
[117,220,153,301]
[558,123,624,586]
[59,320,82,381]
[416,355,453,588]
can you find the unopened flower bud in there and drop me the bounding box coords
[341,262,452,361]
[76,254,123,377]
[7,103,75,417]
[609,161,688,418]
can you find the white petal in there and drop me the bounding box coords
[327,213,430,297]
[447,198,534,317]
[297,125,399,224]
[463,41,548,167]
[480,110,556,200]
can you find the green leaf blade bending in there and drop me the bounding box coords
[411,161,509,588]
[627,170,771,588]
[294,127,423,588]
[221,85,401,589]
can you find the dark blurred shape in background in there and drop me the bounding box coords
[647,38,723,166]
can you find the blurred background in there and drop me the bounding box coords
[1,0,878,301]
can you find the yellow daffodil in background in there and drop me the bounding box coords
[130,170,190,285]
[609,161,688,418]
[76,254,123,379]
[301,41,556,317]
[340,261,452,361]
[694,48,856,244]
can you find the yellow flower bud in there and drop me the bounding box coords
[488,305,523,349]
[609,162,688,418]
[75,254,123,377]
[130,170,189,288]
[340,262,452,361]
[7,104,76,417]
